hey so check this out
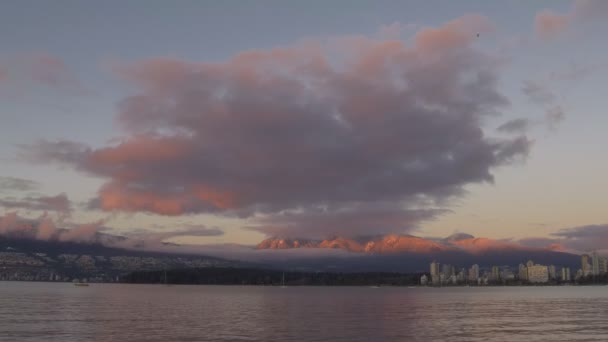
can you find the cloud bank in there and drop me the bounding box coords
[21,15,530,239]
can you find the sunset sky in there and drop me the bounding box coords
[1,0,607,252]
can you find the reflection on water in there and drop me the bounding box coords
[1,283,608,341]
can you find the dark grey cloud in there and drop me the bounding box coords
[0,193,71,213]
[20,15,531,238]
[551,224,608,252]
[496,118,530,134]
[519,224,608,254]
[248,203,447,239]
[0,177,40,192]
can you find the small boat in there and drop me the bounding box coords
[73,283,89,287]
[280,272,287,288]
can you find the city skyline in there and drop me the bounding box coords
[1,1,608,257]
[424,251,608,286]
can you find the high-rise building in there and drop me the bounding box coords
[469,264,479,282]
[599,257,608,275]
[582,254,590,275]
[430,261,440,285]
[592,251,600,276]
[518,263,528,281]
[442,264,454,278]
[527,264,549,283]
[430,261,440,277]
[561,267,571,282]
[548,265,556,280]
[420,274,429,285]
[491,266,500,282]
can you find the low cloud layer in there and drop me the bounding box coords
[519,224,608,255]
[0,212,107,243]
[21,15,531,238]
[552,224,608,253]
[0,193,71,214]
[0,212,219,243]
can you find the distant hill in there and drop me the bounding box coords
[0,236,237,282]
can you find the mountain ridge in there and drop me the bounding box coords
[256,233,552,255]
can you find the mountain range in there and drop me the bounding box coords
[256,233,545,254]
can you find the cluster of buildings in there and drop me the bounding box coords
[0,249,232,282]
[421,251,608,286]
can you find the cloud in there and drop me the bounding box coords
[0,53,82,95]
[535,0,608,40]
[551,224,608,253]
[534,10,570,40]
[21,15,530,238]
[0,193,71,213]
[521,80,566,131]
[0,212,108,243]
[518,224,608,255]
[127,225,224,243]
[247,203,447,239]
[0,177,40,192]
[496,118,530,134]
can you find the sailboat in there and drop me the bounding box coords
[280,272,287,288]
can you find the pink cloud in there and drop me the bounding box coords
[22,15,531,238]
[535,0,608,40]
[535,10,570,40]
[0,212,108,243]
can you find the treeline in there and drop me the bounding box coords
[576,274,608,285]
[121,267,423,286]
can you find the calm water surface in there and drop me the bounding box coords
[1,282,608,341]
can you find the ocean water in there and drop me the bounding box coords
[1,282,608,341]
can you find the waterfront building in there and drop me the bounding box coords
[430,261,441,285]
[518,263,528,281]
[468,264,479,282]
[501,270,515,281]
[592,251,600,276]
[561,267,571,282]
[442,264,454,278]
[548,265,556,280]
[582,254,590,275]
[599,257,608,275]
[491,266,500,282]
[527,264,549,283]
[420,274,428,286]
[430,261,440,277]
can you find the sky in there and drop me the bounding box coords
[1,0,607,252]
